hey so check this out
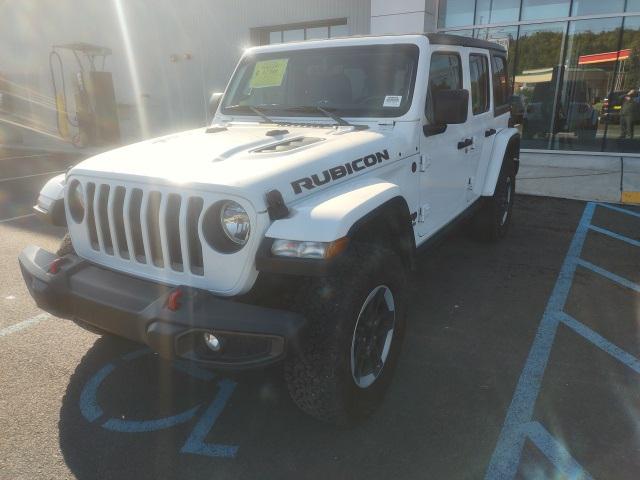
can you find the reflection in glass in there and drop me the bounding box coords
[521,0,570,21]
[438,0,475,28]
[554,17,622,151]
[329,24,349,38]
[514,22,566,148]
[283,29,305,43]
[603,16,640,153]
[475,26,518,78]
[571,0,625,16]
[269,31,282,44]
[475,0,520,25]
[306,26,329,40]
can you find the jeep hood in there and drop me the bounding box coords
[70,123,417,211]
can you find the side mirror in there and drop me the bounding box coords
[208,92,224,117]
[433,89,469,125]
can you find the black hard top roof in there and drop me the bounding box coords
[425,33,507,52]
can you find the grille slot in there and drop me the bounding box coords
[187,197,204,275]
[129,188,146,263]
[76,182,208,277]
[112,186,129,259]
[85,183,99,250]
[166,194,183,271]
[97,185,113,254]
[146,191,164,267]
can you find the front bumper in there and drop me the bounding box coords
[18,245,306,369]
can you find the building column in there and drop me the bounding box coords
[370,0,438,35]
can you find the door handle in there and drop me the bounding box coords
[485,128,497,137]
[457,138,473,150]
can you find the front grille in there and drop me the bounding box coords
[84,182,204,275]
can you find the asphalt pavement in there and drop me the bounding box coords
[1,147,639,479]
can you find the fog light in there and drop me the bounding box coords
[203,332,222,352]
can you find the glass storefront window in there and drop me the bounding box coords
[306,26,329,40]
[438,0,475,28]
[570,0,625,17]
[521,0,570,21]
[628,0,640,12]
[475,0,520,25]
[475,26,518,79]
[283,29,305,42]
[553,17,622,151]
[603,15,640,152]
[514,22,567,148]
[329,24,349,37]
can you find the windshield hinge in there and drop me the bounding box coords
[377,120,395,130]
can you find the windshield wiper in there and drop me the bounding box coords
[287,105,352,127]
[224,104,277,123]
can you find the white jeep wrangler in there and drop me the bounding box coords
[20,33,519,424]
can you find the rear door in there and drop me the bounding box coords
[465,50,492,204]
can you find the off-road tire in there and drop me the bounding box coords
[56,233,75,256]
[284,243,407,426]
[471,155,516,242]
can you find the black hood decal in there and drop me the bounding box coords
[291,149,391,195]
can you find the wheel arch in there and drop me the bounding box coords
[346,196,416,271]
[480,129,520,197]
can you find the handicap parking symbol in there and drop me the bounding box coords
[79,348,238,458]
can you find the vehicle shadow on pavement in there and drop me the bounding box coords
[57,196,587,480]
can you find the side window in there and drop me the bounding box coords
[426,52,462,123]
[491,55,510,115]
[469,54,489,115]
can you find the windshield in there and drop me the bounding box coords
[221,44,419,119]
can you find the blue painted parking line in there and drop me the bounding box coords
[486,201,640,479]
[588,224,640,248]
[577,259,640,293]
[524,421,594,480]
[485,202,595,480]
[79,348,238,456]
[558,312,640,374]
[598,203,640,219]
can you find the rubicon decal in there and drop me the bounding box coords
[291,149,391,194]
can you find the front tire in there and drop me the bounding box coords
[284,243,407,425]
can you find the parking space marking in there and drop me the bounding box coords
[486,201,640,479]
[577,259,640,293]
[558,312,640,374]
[0,153,49,162]
[524,422,594,480]
[588,225,640,248]
[0,312,50,337]
[598,203,640,219]
[79,348,238,457]
[0,213,36,224]
[0,170,65,183]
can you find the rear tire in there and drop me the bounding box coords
[284,243,407,426]
[471,155,516,242]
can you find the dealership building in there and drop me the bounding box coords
[2,0,640,163]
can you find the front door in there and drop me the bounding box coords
[417,49,471,238]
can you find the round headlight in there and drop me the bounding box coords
[220,201,250,245]
[68,180,85,223]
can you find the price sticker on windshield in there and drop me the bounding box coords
[250,59,289,88]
